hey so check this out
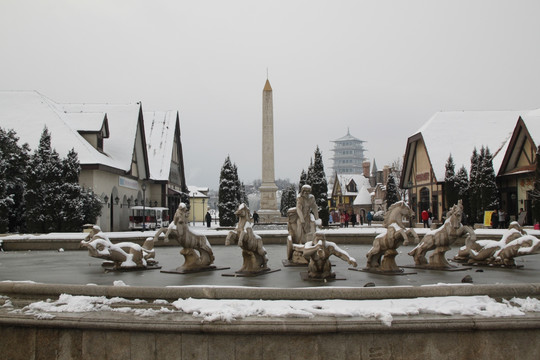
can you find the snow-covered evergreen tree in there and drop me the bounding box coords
[455,165,470,223]
[218,156,239,226]
[0,127,30,232]
[280,184,297,217]
[307,146,329,226]
[385,173,400,209]
[444,154,459,209]
[25,127,65,233]
[298,170,307,191]
[469,148,481,223]
[479,146,499,211]
[24,128,102,232]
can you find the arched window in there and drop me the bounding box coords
[420,187,430,212]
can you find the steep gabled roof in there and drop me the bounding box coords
[58,102,143,173]
[410,110,522,182]
[353,186,372,205]
[0,91,116,167]
[144,110,178,181]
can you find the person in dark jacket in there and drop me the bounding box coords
[205,210,212,228]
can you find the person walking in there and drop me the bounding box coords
[422,209,430,228]
[205,209,212,228]
[498,210,506,229]
[491,209,499,229]
[366,211,373,226]
[253,211,259,224]
[350,211,356,227]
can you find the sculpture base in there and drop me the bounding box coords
[161,266,230,274]
[101,262,162,272]
[222,268,281,277]
[300,272,345,282]
[462,261,524,269]
[282,259,308,267]
[350,267,416,276]
[256,209,282,223]
[402,264,471,271]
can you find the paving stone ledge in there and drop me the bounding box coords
[0,282,539,301]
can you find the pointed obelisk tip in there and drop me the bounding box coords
[264,79,272,91]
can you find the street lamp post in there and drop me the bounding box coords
[142,183,147,231]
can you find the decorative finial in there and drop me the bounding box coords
[266,67,269,80]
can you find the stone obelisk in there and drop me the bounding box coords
[258,79,280,222]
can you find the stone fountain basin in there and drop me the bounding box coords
[1,244,539,290]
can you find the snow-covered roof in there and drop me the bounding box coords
[144,111,177,181]
[521,108,540,145]
[353,186,372,205]
[58,102,142,172]
[331,129,365,143]
[63,112,108,134]
[0,91,117,168]
[336,174,371,196]
[188,185,209,198]
[414,110,523,181]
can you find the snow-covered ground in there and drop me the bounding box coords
[2,290,540,326]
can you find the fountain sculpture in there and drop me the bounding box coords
[408,200,475,269]
[284,184,321,266]
[363,201,418,274]
[295,232,357,280]
[158,203,218,273]
[81,225,159,270]
[454,221,540,267]
[225,203,276,276]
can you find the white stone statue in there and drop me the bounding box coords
[365,201,418,272]
[455,221,540,266]
[226,203,269,273]
[156,202,215,272]
[408,200,476,268]
[295,232,357,279]
[286,185,321,264]
[81,225,157,270]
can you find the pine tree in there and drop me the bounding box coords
[218,156,239,226]
[25,127,65,233]
[280,184,297,217]
[307,146,329,226]
[469,148,481,223]
[444,154,459,209]
[0,127,29,232]
[385,173,400,209]
[298,170,307,191]
[455,165,470,223]
[24,129,103,232]
[479,146,499,211]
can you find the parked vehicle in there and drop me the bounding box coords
[129,206,170,230]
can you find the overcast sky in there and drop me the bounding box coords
[2,0,540,189]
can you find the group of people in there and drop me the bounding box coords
[329,210,373,227]
[490,209,511,229]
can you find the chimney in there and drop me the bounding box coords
[362,161,370,178]
[383,165,390,185]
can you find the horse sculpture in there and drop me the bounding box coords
[454,221,540,267]
[157,202,215,272]
[365,201,419,272]
[297,232,357,279]
[226,203,269,273]
[408,200,475,268]
[81,225,157,270]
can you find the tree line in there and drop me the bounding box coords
[0,127,102,233]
